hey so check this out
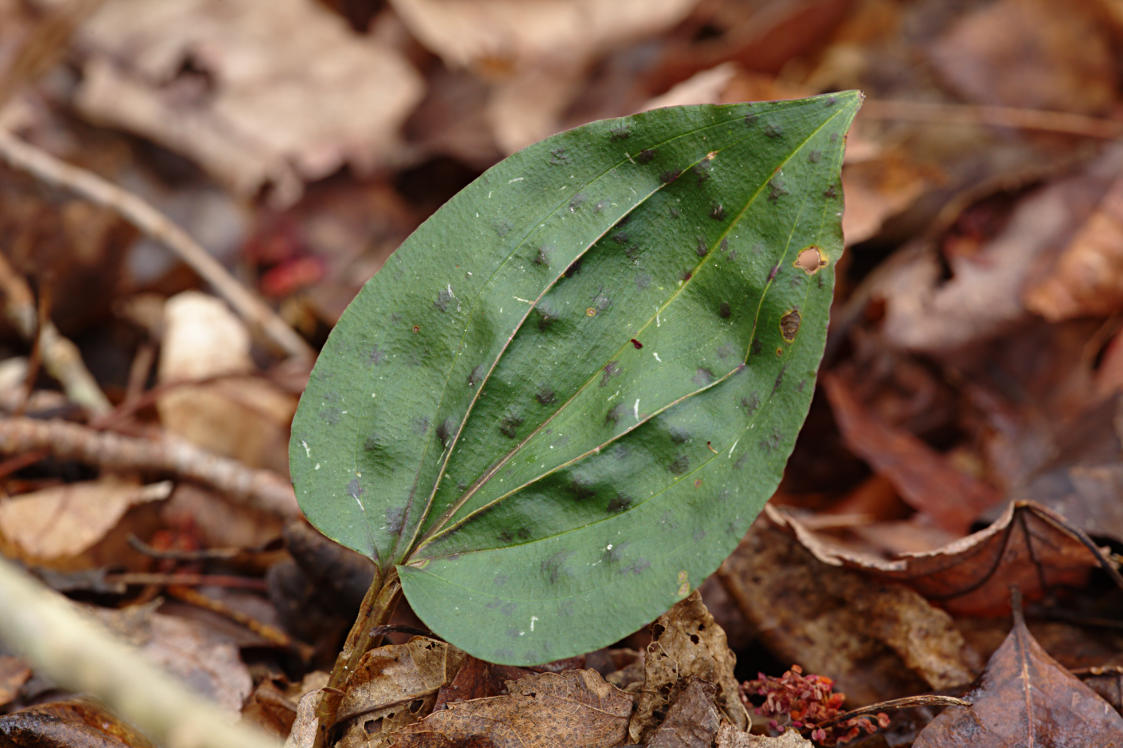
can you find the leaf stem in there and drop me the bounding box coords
[313,566,401,748]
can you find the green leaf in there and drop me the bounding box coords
[290,92,862,665]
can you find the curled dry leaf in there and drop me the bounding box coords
[388,668,632,748]
[725,516,980,705]
[0,479,171,569]
[628,590,749,744]
[73,0,423,206]
[335,637,465,747]
[770,501,1118,617]
[823,371,1000,532]
[645,677,723,748]
[913,609,1123,746]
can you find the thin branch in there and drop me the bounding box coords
[0,129,314,362]
[0,556,283,748]
[0,250,111,414]
[0,416,298,517]
[862,99,1123,140]
[809,694,971,733]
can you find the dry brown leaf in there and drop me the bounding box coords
[0,698,156,747]
[1025,167,1123,320]
[840,138,938,245]
[628,590,748,744]
[928,0,1116,114]
[336,637,465,747]
[157,291,295,473]
[388,668,632,748]
[0,654,30,708]
[390,0,696,72]
[71,0,422,206]
[771,501,1115,617]
[716,723,814,747]
[0,479,170,568]
[914,609,1123,746]
[726,516,981,705]
[823,371,1001,531]
[90,603,253,713]
[646,677,723,748]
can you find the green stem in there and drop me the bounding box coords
[312,567,401,748]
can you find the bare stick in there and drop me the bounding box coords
[0,250,111,413]
[862,99,1123,140]
[0,416,298,517]
[0,129,314,361]
[0,556,283,748]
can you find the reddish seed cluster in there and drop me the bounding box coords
[742,665,890,746]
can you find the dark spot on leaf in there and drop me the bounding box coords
[696,237,708,257]
[636,148,656,164]
[320,407,342,426]
[411,324,420,334]
[626,558,651,575]
[768,264,779,282]
[535,387,556,405]
[751,339,763,356]
[780,309,801,342]
[542,551,573,585]
[363,433,383,452]
[772,364,787,394]
[605,403,626,424]
[719,301,731,318]
[497,530,513,543]
[808,149,822,163]
[631,338,643,349]
[659,170,679,184]
[693,161,712,184]
[744,112,757,127]
[437,417,457,448]
[682,269,693,282]
[612,231,628,244]
[624,244,640,260]
[607,493,633,513]
[570,475,596,500]
[693,367,714,386]
[763,121,783,138]
[549,147,569,165]
[534,246,551,266]
[414,416,430,435]
[534,306,555,331]
[768,178,789,202]
[716,343,736,359]
[516,527,531,540]
[385,506,404,534]
[740,393,760,415]
[710,203,725,220]
[823,184,837,199]
[601,361,620,386]
[568,193,586,212]
[435,287,453,312]
[565,257,583,277]
[368,345,386,365]
[669,455,689,474]
[468,364,485,387]
[609,123,631,140]
[499,411,523,438]
[669,426,690,444]
[495,220,513,237]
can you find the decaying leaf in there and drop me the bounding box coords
[0,655,30,709]
[913,607,1123,746]
[388,668,632,748]
[158,291,296,473]
[724,515,981,705]
[645,677,724,748]
[629,591,749,743]
[0,698,155,747]
[771,501,1119,617]
[0,479,171,569]
[72,0,423,206]
[715,723,813,747]
[823,371,1000,531]
[335,637,465,746]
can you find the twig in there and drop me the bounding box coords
[0,129,314,362]
[808,694,971,733]
[0,250,111,414]
[0,416,298,517]
[165,584,313,658]
[0,556,283,748]
[862,99,1123,140]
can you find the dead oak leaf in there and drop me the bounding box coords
[914,610,1123,746]
[388,668,632,748]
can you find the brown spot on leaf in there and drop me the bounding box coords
[795,246,828,274]
[780,309,801,342]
